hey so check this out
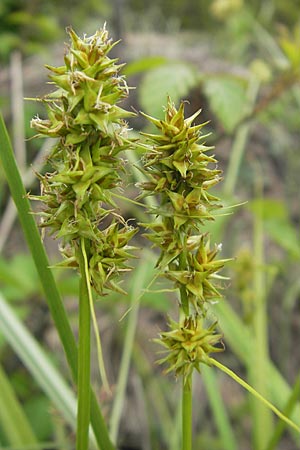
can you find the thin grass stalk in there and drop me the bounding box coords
[76,238,92,450]
[210,359,300,433]
[213,299,300,427]
[182,375,193,450]
[0,113,115,450]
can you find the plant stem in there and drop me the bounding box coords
[76,238,91,450]
[182,375,193,450]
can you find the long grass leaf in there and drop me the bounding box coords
[210,358,300,434]
[213,300,300,424]
[0,293,77,430]
[109,255,154,443]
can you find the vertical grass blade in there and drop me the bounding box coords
[201,365,238,450]
[109,257,152,443]
[0,363,37,446]
[250,193,273,449]
[0,113,115,450]
[0,293,77,430]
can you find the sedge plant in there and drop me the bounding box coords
[29,26,137,450]
[137,98,300,449]
[1,24,300,450]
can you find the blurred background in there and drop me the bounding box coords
[1,1,300,449]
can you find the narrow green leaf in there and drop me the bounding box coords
[210,358,300,434]
[109,255,155,443]
[0,363,37,446]
[212,300,300,425]
[0,293,77,431]
[250,191,273,449]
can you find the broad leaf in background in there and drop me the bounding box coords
[203,76,247,133]
[139,62,199,118]
[123,56,167,76]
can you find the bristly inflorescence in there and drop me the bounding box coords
[138,98,230,377]
[30,26,137,295]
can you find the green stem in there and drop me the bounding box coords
[182,375,193,450]
[76,238,91,450]
[179,234,189,316]
[0,113,115,450]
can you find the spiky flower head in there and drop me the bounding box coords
[139,97,222,230]
[138,98,230,312]
[30,26,137,295]
[155,316,224,383]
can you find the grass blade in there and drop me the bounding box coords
[109,255,153,443]
[0,293,77,430]
[213,300,300,425]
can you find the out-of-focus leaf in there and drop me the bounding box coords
[139,63,199,118]
[123,56,167,76]
[0,364,37,446]
[203,76,247,133]
[280,38,300,68]
[24,395,53,441]
[0,253,40,301]
[248,199,300,258]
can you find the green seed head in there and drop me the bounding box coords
[155,316,224,383]
[30,26,137,295]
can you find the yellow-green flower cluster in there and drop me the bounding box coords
[155,316,223,383]
[31,26,136,295]
[139,98,229,378]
